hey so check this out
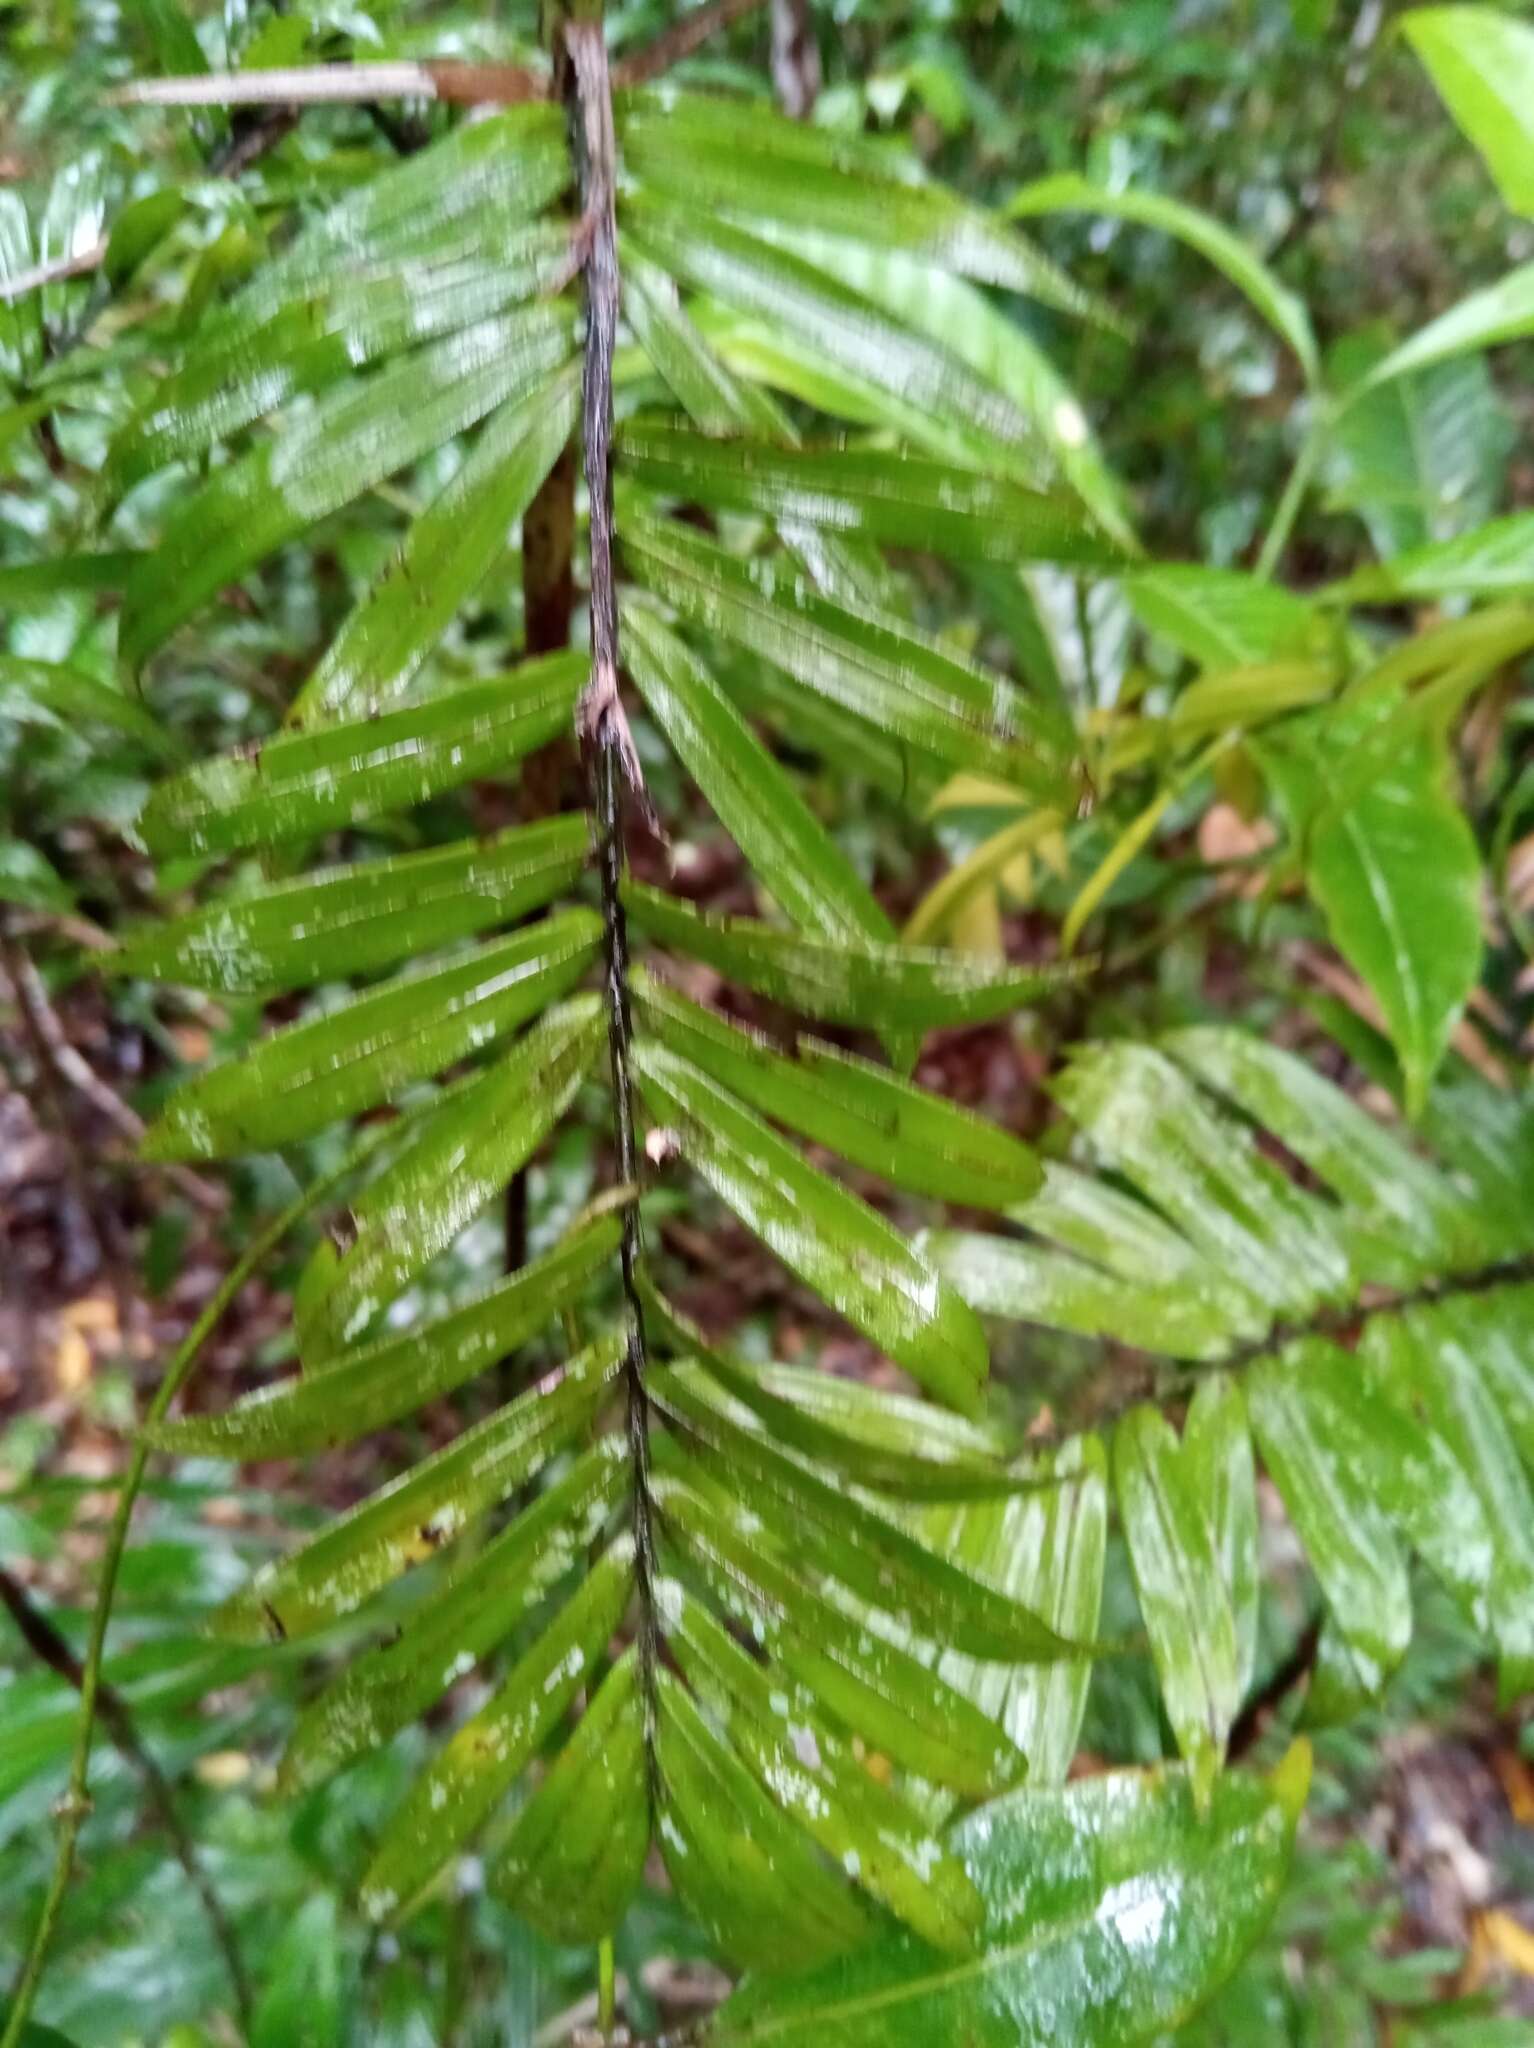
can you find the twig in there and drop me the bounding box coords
[611,0,769,87]
[0,244,108,305]
[769,0,820,117]
[0,1567,251,2025]
[110,59,548,109]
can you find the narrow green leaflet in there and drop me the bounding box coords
[280,1441,626,1791]
[1183,1376,1260,1699]
[143,912,600,1160]
[137,651,585,857]
[296,998,605,1357]
[493,1652,648,1943]
[0,656,176,755]
[1125,567,1318,669]
[627,884,1082,1034]
[622,240,785,433]
[621,505,1076,790]
[1009,174,1319,384]
[1403,7,1534,216]
[1329,509,1534,602]
[1116,1405,1242,1802]
[654,1664,874,1974]
[621,602,893,945]
[633,1041,987,1411]
[148,1220,619,1456]
[358,1536,635,1923]
[289,367,581,726]
[617,423,1117,567]
[705,1745,1309,2048]
[1246,1344,1413,1709]
[1361,261,1534,387]
[635,971,1041,1207]
[120,305,575,666]
[114,817,588,995]
[213,1330,626,1643]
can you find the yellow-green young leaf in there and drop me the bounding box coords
[668,1593,983,1954]
[627,884,1082,1035]
[1246,1343,1413,1713]
[212,1329,626,1644]
[1008,174,1319,383]
[0,656,177,756]
[137,651,586,858]
[621,602,894,946]
[492,1651,648,1943]
[280,1440,626,1793]
[297,998,605,1358]
[634,971,1041,1207]
[148,1218,620,1457]
[287,366,579,725]
[705,1743,1310,2048]
[114,817,588,995]
[1125,567,1318,668]
[654,1664,875,1974]
[1327,510,1534,603]
[143,912,600,1161]
[1360,261,1534,387]
[1404,6,1534,217]
[633,1041,986,1412]
[120,305,576,667]
[1114,1405,1242,1805]
[358,1536,635,1924]
[1183,1376,1260,1699]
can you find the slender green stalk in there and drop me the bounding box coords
[1254,418,1323,582]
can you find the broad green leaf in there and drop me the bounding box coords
[1183,1378,1259,1702]
[358,1536,634,1923]
[632,1041,987,1411]
[297,998,605,1357]
[621,505,1076,790]
[280,1441,626,1792]
[251,1895,339,2048]
[143,911,600,1160]
[1257,713,1482,1118]
[0,842,73,914]
[1404,6,1534,216]
[621,602,894,946]
[654,1374,1085,1662]
[0,552,140,606]
[617,423,1117,567]
[1125,567,1318,669]
[289,368,580,726]
[148,1219,619,1455]
[114,817,588,995]
[635,971,1041,1206]
[1009,173,1319,383]
[1455,1284,1534,1476]
[927,1434,1107,1786]
[120,304,575,666]
[705,1744,1309,2047]
[1361,261,1534,386]
[136,651,585,856]
[654,1664,874,1974]
[1115,1405,1242,1803]
[213,1329,626,1643]
[1246,1343,1412,1709]
[619,91,1091,318]
[669,1592,983,1953]
[1329,509,1534,602]
[0,656,175,755]
[493,1651,648,1943]
[627,884,1082,1034]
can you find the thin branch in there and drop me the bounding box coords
[0,244,107,305]
[611,0,769,87]
[0,1568,251,2025]
[110,58,549,109]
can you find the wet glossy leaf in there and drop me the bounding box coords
[635,971,1041,1206]
[623,239,785,433]
[143,912,600,1160]
[358,1536,634,1923]
[621,504,1076,790]
[621,603,893,946]
[137,650,585,857]
[705,1743,1309,2047]
[1404,7,1534,216]
[1009,174,1319,382]
[633,1040,986,1410]
[1330,509,1534,602]
[1125,567,1318,668]
[1115,1404,1242,1802]
[120,305,575,666]
[280,1441,626,1792]
[213,1330,625,1644]
[493,1651,648,1943]
[1450,1284,1534,1476]
[115,816,588,995]
[628,884,1082,1034]
[1183,1376,1260,1699]
[149,1217,619,1455]
[297,997,605,1357]
[0,656,175,755]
